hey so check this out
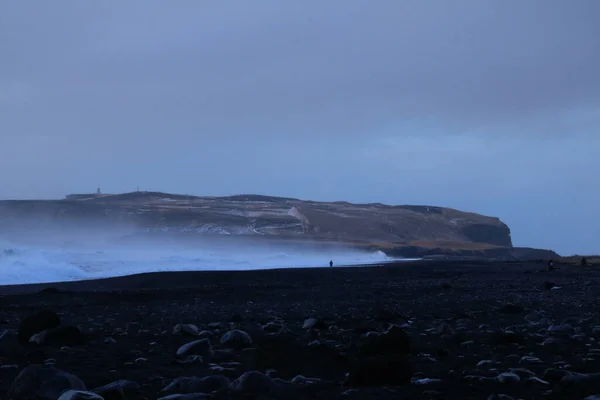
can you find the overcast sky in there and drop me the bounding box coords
[1,0,599,255]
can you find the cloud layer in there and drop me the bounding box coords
[1,0,599,254]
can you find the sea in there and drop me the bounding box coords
[0,239,395,285]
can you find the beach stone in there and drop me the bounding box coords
[176,339,212,357]
[92,379,141,400]
[303,318,327,330]
[496,372,521,384]
[220,329,253,349]
[173,324,199,337]
[30,326,84,346]
[346,355,412,386]
[18,310,60,345]
[126,322,141,335]
[6,365,86,400]
[499,304,525,314]
[230,371,287,396]
[360,324,411,357]
[57,391,103,400]
[163,375,229,394]
[157,395,212,400]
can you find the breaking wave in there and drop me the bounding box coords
[0,242,394,285]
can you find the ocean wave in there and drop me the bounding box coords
[0,242,393,285]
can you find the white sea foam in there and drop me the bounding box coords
[0,240,398,285]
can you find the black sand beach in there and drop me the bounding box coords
[2,260,600,399]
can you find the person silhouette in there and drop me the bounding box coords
[329,260,333,268]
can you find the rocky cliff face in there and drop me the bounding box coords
[0,192,513,248]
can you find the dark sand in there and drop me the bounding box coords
[1,260,600,399]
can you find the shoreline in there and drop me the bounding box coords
[1,259,597,398]
[0,259,425,295]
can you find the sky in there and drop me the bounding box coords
[1,0,599,255]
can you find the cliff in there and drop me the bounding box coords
[0,191,556,259]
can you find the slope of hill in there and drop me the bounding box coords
[0,191,557,260]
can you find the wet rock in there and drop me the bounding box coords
[499,304,525,314]
[413,378,442,385]
[230,371,288,396]
[162,376,229,394]
[525,311,544,323]
[548,324,573,334]
[495,372,520,384]
[157,395,211,400]
[346,355,412,387]
[173,324,200,337]
[176,339,213,357]
[92,379,141,400]
[18,310,60,345]
[220,329,253,349]
[291,375,322,385]
[255,333,349,380]
[303,318,327,330]
[7,365,86,400]
[29,326,84,346]
[174,355,203,365]
[126,322,141,335]
[359,324,411,357]
[526,376,550,385]
[519,356,543,365]
[544,281,558,290]
[57,391,103,400]
[491,331,521,345]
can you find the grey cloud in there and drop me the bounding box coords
[1,1,599,254]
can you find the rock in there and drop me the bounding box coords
[230,371,287,396]
[526,377,550,385]
[174,355,203,365]
[346,355,412,386]
[525,311,544,323]
[585,396,600,400]
[498,304,525,314]
[413,378,442,385]
[519,356,543,365]
[542,368,569,381]
[544,281,557,289]
[291,375,322,385]
[57,391,104,400]
[262,321,285,333]
[29,326,84,346]
[0,328,8,341]
[162,376,229,394]
[490,331,521,345]
[7,365,86,400]
[126,322,141,335]
[173,324,200,337]
[157,395,212,400]
[548,324,573,334]
[176,339,213,357]
[495,372,521,384]
[220,329,253,349]
[255,333,350,380]
[302,318,327,330]
[18,310,60,345]
[359,324,411,357]
[92,380,141,400]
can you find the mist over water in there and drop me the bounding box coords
[0,234,394,285]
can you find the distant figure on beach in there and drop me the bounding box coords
[329,260,333,268]
[548,260,554,271]
[581,257,588,267]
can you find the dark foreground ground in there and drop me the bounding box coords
[2,260,600,399]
